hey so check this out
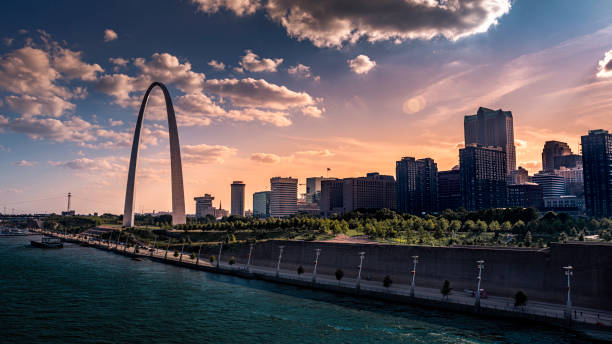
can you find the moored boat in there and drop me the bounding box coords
[31,236,63,248]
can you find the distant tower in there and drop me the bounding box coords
[270,177,298,217]
[231,181,245,216]
[67,192,71,212]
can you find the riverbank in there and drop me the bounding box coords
[33,229,612,339]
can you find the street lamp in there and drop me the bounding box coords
[217,243,223,268]
[164,238,171,260]
[563,265,573,320]
[275,245,285,278]
[245,243,254,272]
[312,248,321,283]
[179,239,185,262]
[150,236,157,257]
[409,255,419,297]
[356,252,366,290]
[196,242,203,265]
[475,260,485,307]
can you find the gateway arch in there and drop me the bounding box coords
[123,82,186,227]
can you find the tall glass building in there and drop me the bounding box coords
[582,129,612,217]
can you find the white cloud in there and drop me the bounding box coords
[295,149,333,157]
[109,57,128,66]
[596,49,612,78]
[52,157,114,170]
[108,118,124,126]
[104,29,118,42]
[250,152,281,164]
[208,59,226,70]
[191,0,260,16]
[238,50,283,72]
[53,48,103,81]
[134,53,206,93]
[402,95,426,114]
[347,55,376,74]
[182,144,237,164]
[288,63,319,80]
[1,115,96,142]
[301,105,324,118]
[13,160,36,167]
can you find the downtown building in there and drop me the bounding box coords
[464,107,516,174]
[252,191,270,218]
[305,176,336,204]
[582,129,612,217]
[396,157,438,214]
[230,181,245,216]
[270,177,298,217]
[319,173,396,215]
[194,194,228,219]
[541,141,573,172]
[506,183,544,209]
[459,145,507,210]
[531,173,565,198]
[320,178,344,216]
[438,168,462,211]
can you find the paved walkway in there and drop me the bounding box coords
[41,231,612,327]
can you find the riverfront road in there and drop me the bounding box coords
[40,231,612,328]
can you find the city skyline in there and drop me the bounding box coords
[2,1,612,214]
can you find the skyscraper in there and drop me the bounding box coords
[464,107,516,174]
[460,145,507,210]
[582,129,612,217]
[342,172,396,212]
[554,154,582,170]
[438,168,461,211]
[305,176,335,204]
[320,178,344,216]
[541,141,572,172]
[396,157,438,214]
[270,177,298,217]
[253,191,270,218]
[532,173,565,198]
[507,166,530,185]
[506,183,544,209]
[230,181,245,216]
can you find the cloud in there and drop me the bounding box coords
[288,63,319,80]
[347,55,376,74]
[53,48,103,81]
[0,144,8,152]
[238,50,283,72]
[191,0,260,16]
[295,149,333,157]
[52,157,113,170]
[301,105,324,118]
[109,57,128,66]
[182,144,237,164]
[13,160,36,167]
[3,38,14,46]
[596,49,612,78]
[250,152,281,164]
[104,29,118,42]
[204,77,315,109]
[134,53,206,93]
[108,118,124,126]
[226,108,292,127]
[402,95,426,114]
[208,59,226,70]
[0,115,96,142]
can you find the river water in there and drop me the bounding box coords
[0,236,588,343]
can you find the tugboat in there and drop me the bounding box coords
[31,236,63,248]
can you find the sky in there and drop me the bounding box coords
[1,0,612,215]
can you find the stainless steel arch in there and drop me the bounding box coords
[123,82,186,227]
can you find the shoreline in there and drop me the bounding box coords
[32,230,612,341]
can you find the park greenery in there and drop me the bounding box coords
[26,207,612,252]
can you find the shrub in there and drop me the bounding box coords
[383,275,393,288]
[190,252,196,260]
[297,265,304,276]
[441,280,452,299]
[209,255,216,263]
[229,256,236,265]
[173,250,179,257]
[514,291,528,307]
[335,269,344,284]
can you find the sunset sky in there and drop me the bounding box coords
[1,0,612,214]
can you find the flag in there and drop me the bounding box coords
[327,168,331,171]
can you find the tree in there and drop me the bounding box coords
[383,275,393,288]
[558,232,569,243]
[335,269,344,285]
[297,265,304,279]
[524,231,532,247]
[229,256,236,265]
[190,252,196,260]
[462,220,476,232]
[489,221,501,232]
[514,291,528,308]
[475,220,488,233]
[209,255,216,263]
[501,221,512,232]
[578,232,585,241]
[440,280,452,300]
[450,220,462,232]
[173,250,179,257]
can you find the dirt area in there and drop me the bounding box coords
[318,234,378,244]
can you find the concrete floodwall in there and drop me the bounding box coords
[214,240,611,310]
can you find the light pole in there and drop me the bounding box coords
[356,252,365,290]
[312,248,321,283]
[245,243,254,272]
[563,265,573,320]
[196,242,203,265]
[475,260,485,307]
[410,255,419,297]
[150,236,157,257]
[275,245,285,278]
[217,243,223,268]
[179,239,185,262]
[164,238,171,260]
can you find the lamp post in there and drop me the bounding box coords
[275,245,285,278]
[475,260,485,307]
[164,238,171,260]
[217,243,223,268]
[356,252,366,290]
[410,255,419,297]
[245,243,254,272]
[196,242,203,265]
[123,236,128,252]
[312,248,321,283]
[179,239,185,262]
[563,265,573,320]
[150,236,157,257]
